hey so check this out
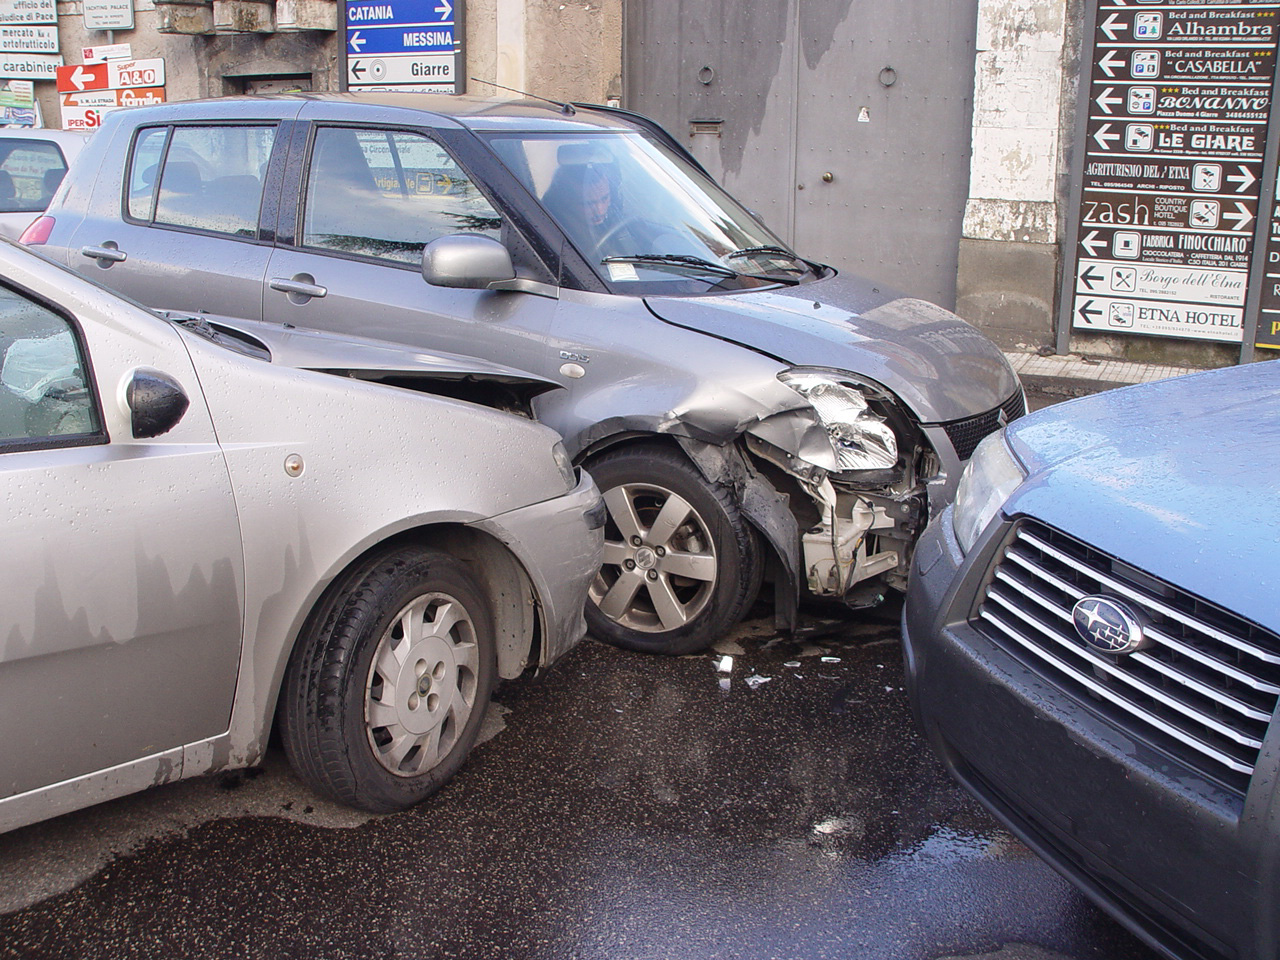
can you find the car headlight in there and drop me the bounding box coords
[777,370,897,471]
[552,441,577,490]
[952,431,1026,553]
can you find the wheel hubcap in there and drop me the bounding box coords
[589,481,719,633]
[365,592,479,777]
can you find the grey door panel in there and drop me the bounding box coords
[69,223,273,322]
[0,318,243,798]
[261,248,558,377]
[626,0,979,309]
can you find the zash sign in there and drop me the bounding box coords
[1062,0,1280,345]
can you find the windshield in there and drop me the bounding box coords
[486,131,818,293]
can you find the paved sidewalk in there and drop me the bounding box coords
[1004,350,1195,388]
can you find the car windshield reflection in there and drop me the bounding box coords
[486,131,818,292]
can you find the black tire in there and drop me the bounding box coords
[584,444,762,656]
[280,547,496,813]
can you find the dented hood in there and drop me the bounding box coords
[645,272,1019,423]
[167,312,560,394]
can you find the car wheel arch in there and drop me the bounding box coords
[579,432,802,636]
[245,523,540,767]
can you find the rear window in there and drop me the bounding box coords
[126,124,277,238]
[0,139,68,215]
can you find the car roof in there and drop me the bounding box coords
[0,128,91,147]
[100,92,638,134]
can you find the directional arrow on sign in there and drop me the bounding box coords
[1225,202,1254,231]
[69,65,92,90]
[1079,265,1105,290]
[1093,123,1120,151]
[349,31,365,53]
[1100,13,1128,41]
[1227,165,1257,194]
[1098,50,1125,78]
[350,60,366,78]
[1078,300,1102,325]
[435,0,452,17]
[1081,230,1106,257]
[1095,87,1123,115]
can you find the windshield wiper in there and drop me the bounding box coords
[601,254,800,285]
[727,245,816,275]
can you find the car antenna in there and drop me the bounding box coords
[469,78,576,115]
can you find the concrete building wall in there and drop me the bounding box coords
[954,0,1078,353]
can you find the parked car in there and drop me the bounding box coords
[0,128,89,240]
[903,361,1280,960]
[28,93,1022,655]
[0,238,602,833]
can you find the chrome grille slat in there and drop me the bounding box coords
[1019,530,1280,666]
[1141,625,1280,696]
[974,520,1280,795]
[986,592,1263,749]
[981,610,1256,776]
[994,562,1275,720]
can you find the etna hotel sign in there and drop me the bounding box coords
[1060,0,1280,355]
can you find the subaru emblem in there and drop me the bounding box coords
[1072,596,1147,655]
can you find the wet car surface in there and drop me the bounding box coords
[0,608,1158,960]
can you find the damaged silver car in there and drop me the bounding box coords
[30,93,1023,655]
[0,239,601,832]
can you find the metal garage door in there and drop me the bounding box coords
[625,0,979,309]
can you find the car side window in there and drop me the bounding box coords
[0,287,101,447]
[301,128,502,266]
[0,139,68,214]
[126,125,276,238]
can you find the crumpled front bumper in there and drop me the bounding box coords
[469,470,604,670]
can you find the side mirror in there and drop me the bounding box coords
[126,368,189,439]
[422,234,516,289]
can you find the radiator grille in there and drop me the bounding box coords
[974,520,1280,796]
[942,390,1027,460]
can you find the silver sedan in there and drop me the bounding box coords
[0,241,602,832]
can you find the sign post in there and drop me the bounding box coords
[1059,0,1280,356]
[343,0,464,93]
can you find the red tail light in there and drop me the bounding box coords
[19,216,54,245]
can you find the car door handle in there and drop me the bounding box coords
[269,277,327,299]
[81,245,127,263]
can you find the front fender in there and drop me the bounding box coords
[674,436,799,633]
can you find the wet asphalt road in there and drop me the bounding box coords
[0,599,1159,960]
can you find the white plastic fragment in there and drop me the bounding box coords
[745,674,773,690]
[716,655,734,674]
[782,660,801,668]
[719,677,731,692]
[820,656,841,664]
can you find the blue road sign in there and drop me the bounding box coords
[345,0,455,56]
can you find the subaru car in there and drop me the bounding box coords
[0,238,601,832]
[904,361,1280,960]
[29,93,1022,655]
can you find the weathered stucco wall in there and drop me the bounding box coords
[956,0,1075,351]
[35,0,617,126]
[483,0,620,102]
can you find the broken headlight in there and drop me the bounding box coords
[777,370,898,471]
